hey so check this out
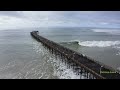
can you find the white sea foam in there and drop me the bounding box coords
[116,52,120,56]
[92,29,120,35]
[78,40,120,56]
[47,49,86,79]
[71,40,120,47]
[63,40,120,56]
[32,40,84,79]
[113,46,120,56]
[51,57,85,79]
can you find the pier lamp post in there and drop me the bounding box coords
[100,66,103,74]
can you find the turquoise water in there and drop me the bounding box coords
[0,27,120,79]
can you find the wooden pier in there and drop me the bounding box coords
[30,31,120,79]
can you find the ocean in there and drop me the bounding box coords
[0,27,120,79]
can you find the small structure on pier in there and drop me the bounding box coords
[30,31,120,79]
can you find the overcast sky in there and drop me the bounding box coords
[0,11,120,30]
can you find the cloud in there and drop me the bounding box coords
[99,22,109,25]
[0,11,120,30]
[0,11,24,18]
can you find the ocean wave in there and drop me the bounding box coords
[50,56,85,79]
[92,29,120,35]
[61,40,120,47]
[114,46,120,56]
[79,41,120,47]
[60,40,79,45]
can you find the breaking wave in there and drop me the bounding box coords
[60,40,120,47]
[92,29,120,35]
[78,41,120,47]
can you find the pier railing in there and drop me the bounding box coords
[30,31,120,79]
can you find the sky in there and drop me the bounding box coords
[0,11,120,30]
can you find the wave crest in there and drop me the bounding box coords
[61,40,120,47]
[92,29,120,35]
[79,41,120,47]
